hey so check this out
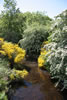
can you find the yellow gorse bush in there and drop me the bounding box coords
[14,54,25,63]
[41,41,49,47]
[38,41,50,68]
[0,38,4,42]
[0,37,25,63]
[38,50,50,67]
[41,49,48,55]
[15,69,28,78]
[0,50,6,55]
[38,56,44,67]
[10,73,15,80]
[2,42,15,58]
[10,69,28,80]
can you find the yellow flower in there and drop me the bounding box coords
[40,48,51,55]
[2,42,15,58]
[14,69,28,78]
[0,50,6,55]
[44,41,49,44]
[41,41,49,47]
[15,45,25,54]
[14,53,25,63]
[0,38,4,42]
[10,74,15,80]
[41,50,48,55]
[1,40,25,63]
[38,48,51,68]
[38,57,44,67]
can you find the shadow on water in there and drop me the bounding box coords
[8,67,66,100]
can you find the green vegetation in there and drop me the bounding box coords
[0,58,10,100]
[0,0,25,43]
[0,0,67,99]
[0,38,27,99]
[19,25,49,60]
[38,10,67,90]
[23,11,52,27]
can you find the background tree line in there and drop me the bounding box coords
[0,0,52,60]
[0,0,52,43]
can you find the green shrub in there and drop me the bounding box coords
[38,10,67,90]
[48,10,67,47]
[46,10,67,90]
[0,91,8,100]
[19,25,49,60]
[0,58,11,100]
[0,58,11,90]
[43,43,67,90]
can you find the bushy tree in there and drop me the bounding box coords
[43,43,67,90]
[19,25,49,61]
[48,10,67,47]
[0,0,25,43]
[24,11,52,27]
[38,10,67,90]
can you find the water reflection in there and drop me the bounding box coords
[8,67,63,100]
[25,68,63,100]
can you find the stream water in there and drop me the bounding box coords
[8,66,66,100]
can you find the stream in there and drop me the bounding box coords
[8,61,67,100]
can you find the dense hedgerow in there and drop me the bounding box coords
[38,10,67,90]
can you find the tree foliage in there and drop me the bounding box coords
[38,10,67,90]
[0,0,25,43]
[19,25,49,60]
[18,11,52,60]
[49,10,67,47]
[24,11,52,27]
